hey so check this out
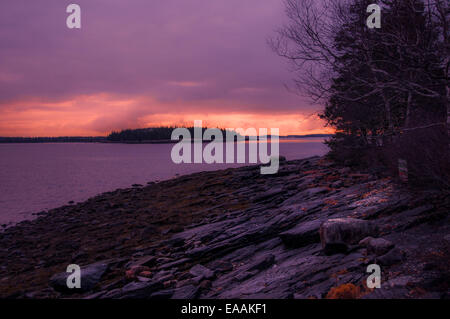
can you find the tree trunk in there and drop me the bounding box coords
[380,89,394,138]
[405,90,412,128]
[446,82,450,150]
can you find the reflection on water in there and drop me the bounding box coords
[0,138,328,224]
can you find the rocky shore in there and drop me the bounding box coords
[0,156,449,299]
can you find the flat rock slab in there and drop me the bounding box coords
[172,285,199,299]
[103,280,163,299]
[376,247,405,266]
[252,188,284,203]
[246,254,276,272]
[279,219,322,248]
[306,187,329,197]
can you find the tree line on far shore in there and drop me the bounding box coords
[106,127,235,142]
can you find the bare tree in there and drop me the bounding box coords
[271,0,448,139]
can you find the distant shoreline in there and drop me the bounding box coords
[0,134,332,144]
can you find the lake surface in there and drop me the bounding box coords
[0,138,328,225]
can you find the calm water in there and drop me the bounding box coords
[0,139,328,225]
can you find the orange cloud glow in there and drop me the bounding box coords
[0,94,332,137]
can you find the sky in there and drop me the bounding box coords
[0,0,330,137]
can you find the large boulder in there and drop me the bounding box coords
[359,237,394,256]
[319,218,377,255]
[189,264,215,280]
[279,219,322,248]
